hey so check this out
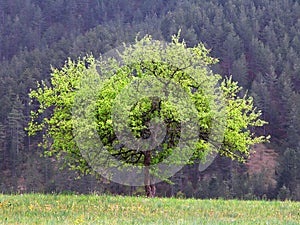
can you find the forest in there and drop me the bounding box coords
[0,0,299,200]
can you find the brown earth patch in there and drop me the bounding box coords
[246,144,278,188]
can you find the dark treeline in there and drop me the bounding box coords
[0,0,299,200]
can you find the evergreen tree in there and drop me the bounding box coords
[7,96,25,189]
[0,122,6,170]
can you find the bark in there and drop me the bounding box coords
[144,150,156,197]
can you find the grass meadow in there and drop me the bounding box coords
[0,194,299,224]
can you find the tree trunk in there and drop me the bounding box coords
[144,150,156,197]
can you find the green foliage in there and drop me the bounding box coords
[28,56,94,174]
[28,34,268,183]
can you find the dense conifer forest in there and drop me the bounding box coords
[0,0,299,200]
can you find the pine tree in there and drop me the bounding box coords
[7,96,25,189]
[0,122,6,170]
[232,53,249,88]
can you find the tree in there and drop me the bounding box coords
[0,122,6,170]
[28,34,268,197]
[232,53,249,88]
[277,147,300,200]
[7,96,26,190]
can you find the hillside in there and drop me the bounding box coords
[0,0,299,200]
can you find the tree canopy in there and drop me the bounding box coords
[28,34,268,197]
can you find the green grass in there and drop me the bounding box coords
[0,194,299,224]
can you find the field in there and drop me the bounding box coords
[0,194,299,224]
